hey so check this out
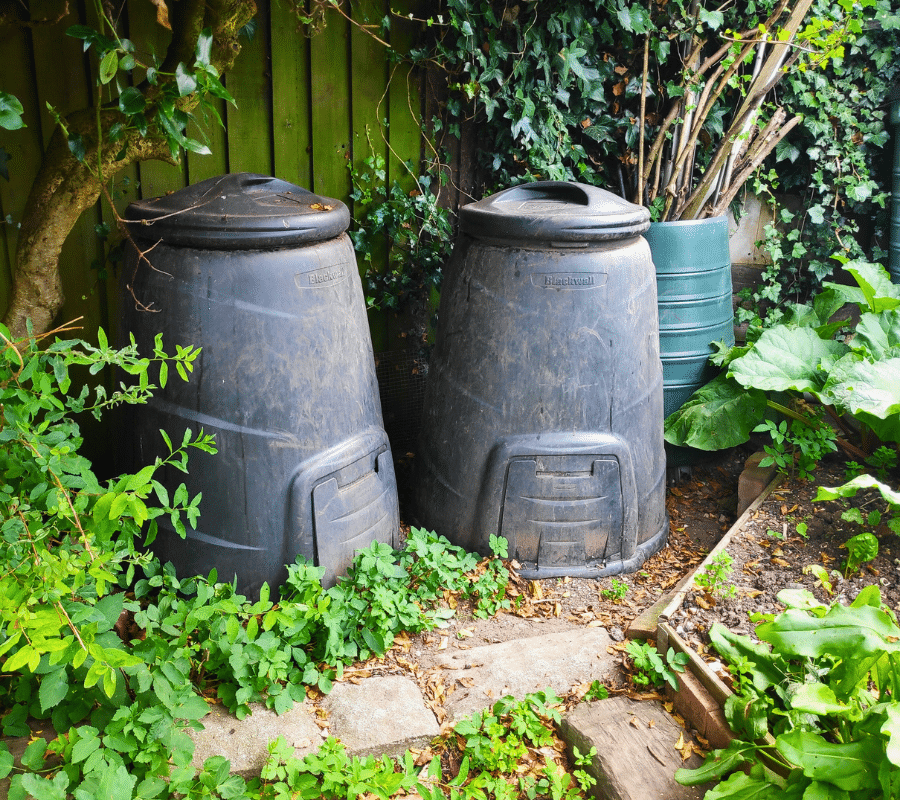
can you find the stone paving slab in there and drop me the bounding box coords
[421,627,617,723]
[190,701,325,777]
[322,675,441,758]
[559,695,712,800]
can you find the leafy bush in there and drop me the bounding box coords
[0,324,513,797]
[677,585,900,798]
[665,261,900,465]
[747,0,900,310]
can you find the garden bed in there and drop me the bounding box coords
[665,454,900,653]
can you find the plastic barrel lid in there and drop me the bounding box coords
[126,173,350,249]
[459,181,650,243]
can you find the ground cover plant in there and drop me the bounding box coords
[0,322,520,798]
[676,585,900,798]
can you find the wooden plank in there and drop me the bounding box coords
[29,0,103,336]
[350,0,390,352]
[384,0,421,195]
[224,3,273,176]
[0,12,43,320]
[382,1,425,351]
[309,3,351,200]
[270,2,312,188]
[127,0,186,200]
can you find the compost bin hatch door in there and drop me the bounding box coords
[311,448,396,586]
[500,455,623,568]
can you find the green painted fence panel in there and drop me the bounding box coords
[226,3,274,176]
[310,5,351,201]
[271,2,313,189]
[0,3,439,342]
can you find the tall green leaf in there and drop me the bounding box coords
[663,374,767,450]
[728,327,847,394]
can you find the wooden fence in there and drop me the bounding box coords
[0,0,441,352]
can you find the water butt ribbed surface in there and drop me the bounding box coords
[122,173,398,597]
[415,181,668,578]
[644,216,735,466]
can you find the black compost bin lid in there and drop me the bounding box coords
[126,173,350,249]
[460,181,649,243]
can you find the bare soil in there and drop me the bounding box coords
[668,453,900,656]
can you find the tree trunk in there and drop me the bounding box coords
[3,0,257,337]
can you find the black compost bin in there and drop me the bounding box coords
[415,181,668,578]
[122,173,399,596]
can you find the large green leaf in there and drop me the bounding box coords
[699,767,782,800]
[797,781,850,800]
[820,355,900,442]
[789,683,852,717]
[728,326,847,394]
[815,475,900,508]
[776,730,881,792]
[709,624,784,691]
[757,604,900,661]
[852,310,900,359]
[663,374,767,450]
[826,261,900,314]
[881,704,900,767]
[674,740,758,786]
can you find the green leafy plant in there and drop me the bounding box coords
[866,445,899,481]
[624,640,688,690]
[583,680,610,702]
[694,552,737,600]
[844,532,879,577]
[815,474,900,535]
[677,585,900,799]
[0,321,218,796]
[665,261,900,468]
[349,153,453,315]
[600,578,629,602]
[755,412,838,480]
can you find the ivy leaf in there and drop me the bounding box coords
[0,745,12,779]
[807,205,825,225]
[698,8,724,29]
[0,91,25,130]
[775,139,800,163]
[117,87,146,116]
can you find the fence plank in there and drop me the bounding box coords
[187,99,228,185]
[271,4,312,188]
[310,4,351,201]
[225,4,274,176]
[127,0,186,200]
